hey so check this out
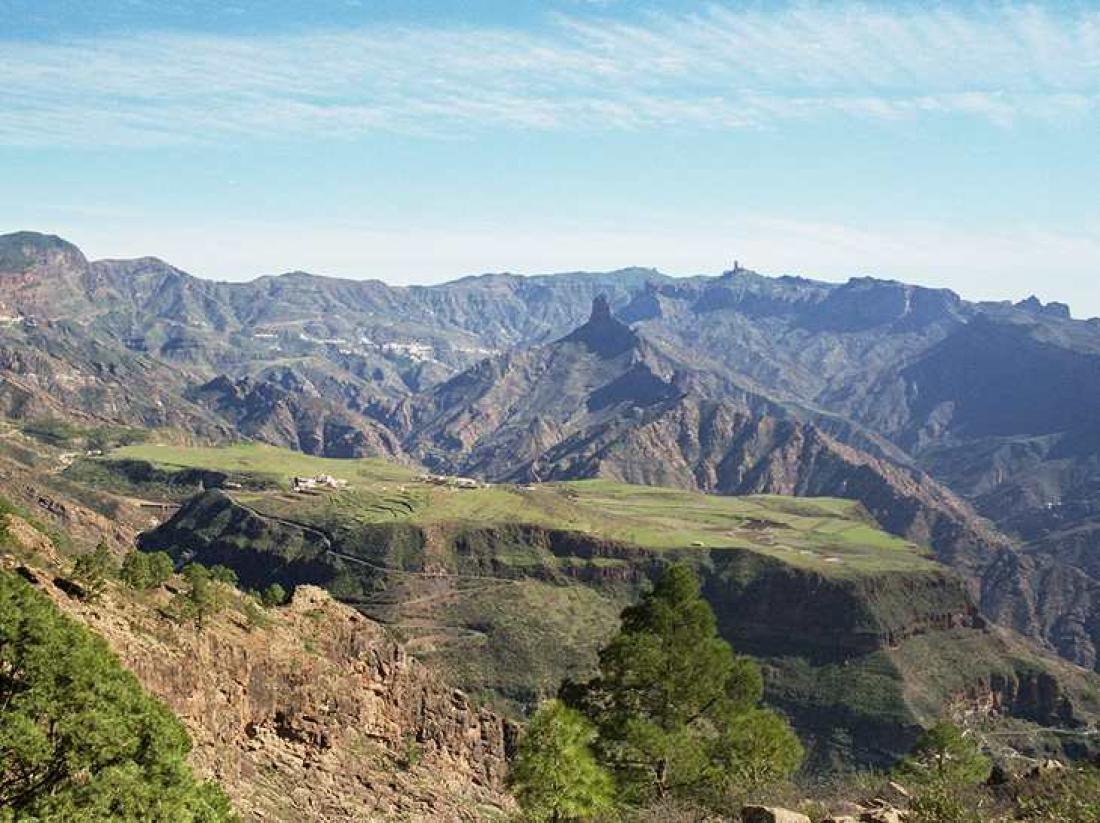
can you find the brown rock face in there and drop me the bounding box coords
[38,577,516,822]
[741,806,813,823]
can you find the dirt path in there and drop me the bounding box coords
[226,493,527,645]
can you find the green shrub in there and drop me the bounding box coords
[238,594,271,631]
[70,540,117,599]
[209,565,239,586]
[120,550,174,590]
[1006,766,1100,823]
[0,569,238,822]
[398,733,423,771]
[20,418,84,447]
[908,783,988,823]
[260,582,288,607]
[508,700,615,822]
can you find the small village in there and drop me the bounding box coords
[415,473,486,489]
[291,472,490,494]
[291,473,350,493]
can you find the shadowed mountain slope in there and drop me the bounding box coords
[5,230,1100,670]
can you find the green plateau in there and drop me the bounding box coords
[74,442,1100,771]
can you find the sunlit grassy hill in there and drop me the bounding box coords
[107,442,932,576]
[73,442,1100,771]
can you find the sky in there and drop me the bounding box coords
[2,1,1100,318]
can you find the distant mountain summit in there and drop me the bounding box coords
[559,294,638,357]
[5,230,1100,671]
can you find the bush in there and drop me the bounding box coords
[908,783,988,823]
[260,582,288,607]
[20,418,84,447]
[0,569,238,822]
[239,595,271,631]
[120,550,174,590]
[398,733,423,771]
[1003,765,1100,823]
[71,540,117,599]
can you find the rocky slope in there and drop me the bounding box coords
[191,373,406,460]
[4,550,516,823]
[135,475,1100,771]
[5,230,1100,672]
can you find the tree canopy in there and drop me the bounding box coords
[120,550,174,590]
[172,563,232,628]
[562,563,803,809]
[508,700,614,823]
[896,721,991,788]
[0,569,238,822]
[70,540,117,599]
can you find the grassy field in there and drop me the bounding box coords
[107,443,934,574]
[112,443,1100,769]
[112,442,416,484]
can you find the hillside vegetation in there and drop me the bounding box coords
[0,568,237,823]
[79,442,1100,772]
[109,442,932,575]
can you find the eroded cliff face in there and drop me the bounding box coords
[139,492,1100,770]
[15,563,516,823]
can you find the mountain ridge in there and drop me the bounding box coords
[5,230,1100,673]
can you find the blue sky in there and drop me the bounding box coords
[3,2,1100,317]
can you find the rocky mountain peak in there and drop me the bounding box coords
[590,293,612,322]
[0,231,88,272]
[0,231,96,320]
[1016,295,1072,320]
[0,229,86,268]
[559,294,638,358]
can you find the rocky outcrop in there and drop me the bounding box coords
[742,806,812,823]
[21,564,516,823]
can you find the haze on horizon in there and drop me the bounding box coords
[3,0,1099,317]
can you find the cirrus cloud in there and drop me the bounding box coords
[1,3,1099,145]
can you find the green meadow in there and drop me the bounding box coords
[108,443,933,575]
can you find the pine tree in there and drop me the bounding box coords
[120,550,174,590]
[896,721,991,787]
[71,539,117,599]
[563,564,802,807]
[173,564,230,628]
[260,582,287,607]
[508,700,614,823]
[0,569,238,822]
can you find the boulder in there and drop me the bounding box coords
[1027,758,1067,779]
[741,806,812,823]
[860,807,908,823]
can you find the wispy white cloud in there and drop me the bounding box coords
[2,3,1100,145]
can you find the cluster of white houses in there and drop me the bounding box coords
[290,472,487,493]
[415,473,485,489]
[292,474,350,492]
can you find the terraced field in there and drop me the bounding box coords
[108,443,933,575]
[96,442,1100,769]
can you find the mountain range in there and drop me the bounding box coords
[3,229,1100,675]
